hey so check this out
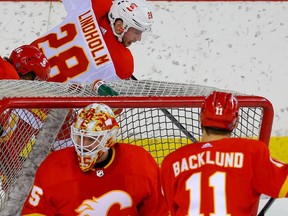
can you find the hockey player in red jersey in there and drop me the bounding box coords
[22,103,169,216]
[0,56,20,80]
[161,91,288,216]
[0,45,50,80]
[8,45,50,81]
[0,45,50,191]
[0,45,50,155]
[31,0,154,83]
[0,44,50,144]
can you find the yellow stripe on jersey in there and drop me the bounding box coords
[105,147,115,168]
[278,175,288,197]
[269,136,288,163]
[22,214,46,216]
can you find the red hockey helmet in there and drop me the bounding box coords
[9,45,50,81]
[201,91,239,131]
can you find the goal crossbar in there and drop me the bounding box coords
[0,95,273,145]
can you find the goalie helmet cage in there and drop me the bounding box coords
[0,80,273,215]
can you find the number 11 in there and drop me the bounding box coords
[186,172,231,216]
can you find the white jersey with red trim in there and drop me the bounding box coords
[32,0,119,83]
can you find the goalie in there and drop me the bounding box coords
[21,103,169,215]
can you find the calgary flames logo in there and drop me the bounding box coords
[75,191,133,215]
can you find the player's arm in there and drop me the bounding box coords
[252,141,288,198]
[21,172,56,215]
[22,186,56,215]
[91,0,113,20]
[138,155,170,216]
[161,157,177,216]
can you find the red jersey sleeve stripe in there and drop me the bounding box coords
[279,175,288,197]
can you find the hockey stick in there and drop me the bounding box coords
[130,75,197,143]
[257,197,275,216]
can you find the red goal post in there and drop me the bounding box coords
[0,80,273,215]
[0,94,273,145]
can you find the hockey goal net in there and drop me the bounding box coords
[0,80,273,215]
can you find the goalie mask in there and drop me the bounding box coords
[71,103,119,172]
[201,91,239,132]
[108,0,154,42]
[9,45,50,81]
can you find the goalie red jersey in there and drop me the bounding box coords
[22,144,168,216]
[161,138,288,216]
[31,0,133,83]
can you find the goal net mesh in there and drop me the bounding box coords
[0,80,273,215]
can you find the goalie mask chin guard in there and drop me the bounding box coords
[108,0,154,42]
[71,103,119,172]
[201,91,239,132]
[9,45,50,81]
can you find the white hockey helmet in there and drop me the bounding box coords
[71,103,119,172]
[108,0,154,42]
